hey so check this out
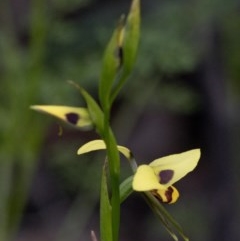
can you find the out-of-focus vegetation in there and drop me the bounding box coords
[0,0,240,241]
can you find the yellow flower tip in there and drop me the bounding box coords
[116,146,132,160]
[77,140,132,160]
[77,140,107,155]
[30,105,93,129]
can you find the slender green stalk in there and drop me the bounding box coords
[99,2,140,240]
[102,117,121,241]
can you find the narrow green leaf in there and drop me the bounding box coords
[99,19,125,111]
[143,192,189,241]
[68,80,104,135]
[100,164,112,241]
[120,176,134,203]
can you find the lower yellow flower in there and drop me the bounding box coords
[132,149,201,204]
[77,140,200,204]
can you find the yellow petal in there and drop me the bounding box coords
[132,165,164,191]
[149,149,200,187]
[77,139,131,159]
[30,105,93,129]
[77,140,106,154]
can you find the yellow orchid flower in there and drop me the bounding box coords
[78,140,200,204]
[133,149,201,204]
[30,105,93,130]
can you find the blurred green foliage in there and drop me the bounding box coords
[0,0,239,240]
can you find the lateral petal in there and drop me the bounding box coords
[77,139,131,159]
[149,149,200,187]
[31,105,93,129]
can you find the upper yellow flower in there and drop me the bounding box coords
[30,105,93,130]
[78,140,200,204]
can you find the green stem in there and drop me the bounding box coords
[100,102,120,241]
[104,121,121,241]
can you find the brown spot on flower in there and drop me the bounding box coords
[164,186,174,203]
[159,169,174,184]
[151,187,174,203]
[65,113,79,125]
[152,186,178,204]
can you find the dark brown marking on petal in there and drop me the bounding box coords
[164,186,174,203]
[159,169,174,184]
[65,113,79,125]
[151,187,174,204]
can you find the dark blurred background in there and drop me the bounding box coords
[0,0,240,241]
